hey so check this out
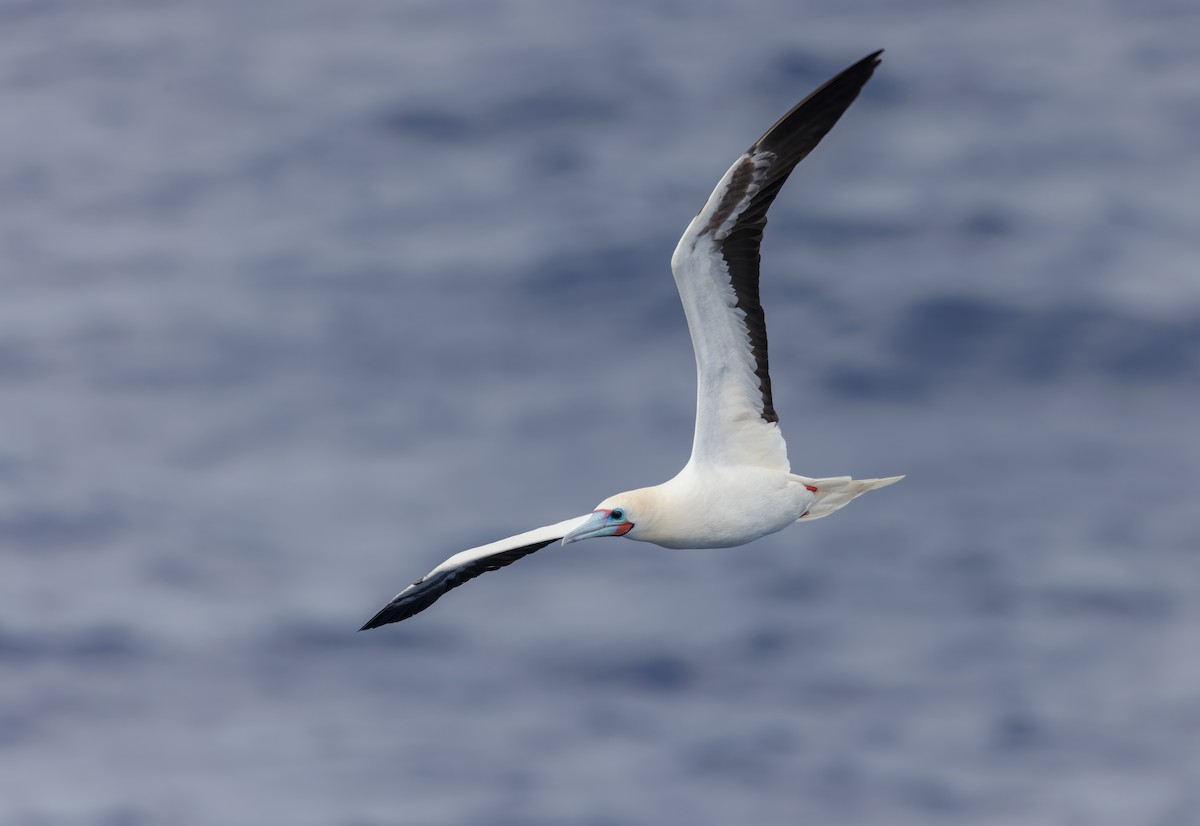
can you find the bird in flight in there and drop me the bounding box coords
[361,50,900,630]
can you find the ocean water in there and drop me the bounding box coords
[2,1,1199,824]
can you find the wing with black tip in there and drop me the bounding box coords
[359,514,591,629]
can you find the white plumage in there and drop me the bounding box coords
[362,51,900,630]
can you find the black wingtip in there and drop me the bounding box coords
[859,50,885,84]
[359,605,395,631]
[750,48,885,165]
[359,598,405,631]
[855,49,884,71]
[812,48,885,101]
[357,538,560,631]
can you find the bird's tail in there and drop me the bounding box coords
[793,474,904,521]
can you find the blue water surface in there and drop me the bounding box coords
[2,1,1199,824]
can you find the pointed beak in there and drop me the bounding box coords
[561,510,632,545]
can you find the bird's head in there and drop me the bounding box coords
[561,493,642,545]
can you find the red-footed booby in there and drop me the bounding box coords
[361,51,901,630]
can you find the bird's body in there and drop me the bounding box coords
[361,50,901,630]
[593,464,815,550]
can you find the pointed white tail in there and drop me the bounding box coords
[794,474,904,521]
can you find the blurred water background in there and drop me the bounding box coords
[2,1,1199,824]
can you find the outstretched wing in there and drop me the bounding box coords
[670,51,882,471]
[359,514,591,629]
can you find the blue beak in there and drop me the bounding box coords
[561,510,629,545]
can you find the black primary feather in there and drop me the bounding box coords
[359,538,559,629]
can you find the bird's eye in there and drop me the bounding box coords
[610,509,624,521]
